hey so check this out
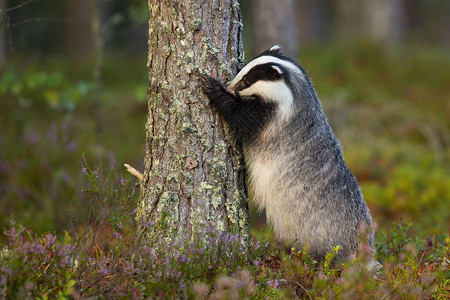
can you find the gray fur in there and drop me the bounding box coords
[202,47,374,260]
[248,73,372,259]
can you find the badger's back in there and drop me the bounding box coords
[246,91,372,259]
[202,45,373,260]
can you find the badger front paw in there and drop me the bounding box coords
[200,76,226,100]
[200,76,236,109]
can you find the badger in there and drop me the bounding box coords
[201,45,374,261]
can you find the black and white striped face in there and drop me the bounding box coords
[227,45,305,120]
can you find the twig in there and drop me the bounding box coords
[9,14,93,28]
[0,0,37,14]
[124,164,143,182]
[278,279,312,300]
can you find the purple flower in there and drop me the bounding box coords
[29,243,45,256]
[67,141,77,151]
[47,123,58,145]
[1,267,12,277]
[62,172,72,184]
[60,258,70,267]
[120,178,125,186]
[99,266,109,276]
[254,241,261,251]
[267,280,280,288]
[124,263,140,275]
[1,275,7,295]
[44,233,57,248]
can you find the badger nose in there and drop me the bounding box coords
[233,81,247,93]
[226,82,235,94]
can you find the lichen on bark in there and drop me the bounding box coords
[138,0,249,251]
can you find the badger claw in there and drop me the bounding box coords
[201,76,229,100]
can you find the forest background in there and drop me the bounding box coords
[0,0,448,298]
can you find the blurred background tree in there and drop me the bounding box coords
[0,0,448,240]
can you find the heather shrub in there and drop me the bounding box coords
[1,162,449,299]
[0,222,77,299]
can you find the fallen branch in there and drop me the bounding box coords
[124,163,143,182]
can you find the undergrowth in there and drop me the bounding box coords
[1,163,448,299]
[1,44,449,298]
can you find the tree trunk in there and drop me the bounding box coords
[64,0,94,64]
[363,0,404,44]
[251,0,298,57]
[296,0,332,44]
[0,0,6,68]
[138,1,249,250]
[90,0,104,145]
[334,0,404,44]
[334,0,365,41]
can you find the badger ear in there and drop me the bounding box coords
[270,45,281,52]
[271,65,283,75]
[257,45,282,59]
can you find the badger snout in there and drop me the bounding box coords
[226,81,247,95]
[226,82,236,94]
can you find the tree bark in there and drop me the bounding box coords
[138,1,249,250]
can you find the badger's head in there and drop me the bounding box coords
[227,45,307,121]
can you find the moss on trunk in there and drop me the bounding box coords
[138,0,249,251]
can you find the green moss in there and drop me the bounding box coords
[199,181,213,193]
[211,194,222,209]
[219,61,233,77]
[168,98,182,113]
[181,122,197,134]
[166,173,179,183]
[214,141,228,154]
[181,170,193,185]
[183,51,194,65]
[154,183,163,194]
[212,161,227,179]
[163,45,174,56]
[188,18,202,32]
[160,21,171,34]
[202,37,220,56]
[176,26,186,36]
[161,80,170,91]
[158,191,179,208]
[200,138,210,149]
